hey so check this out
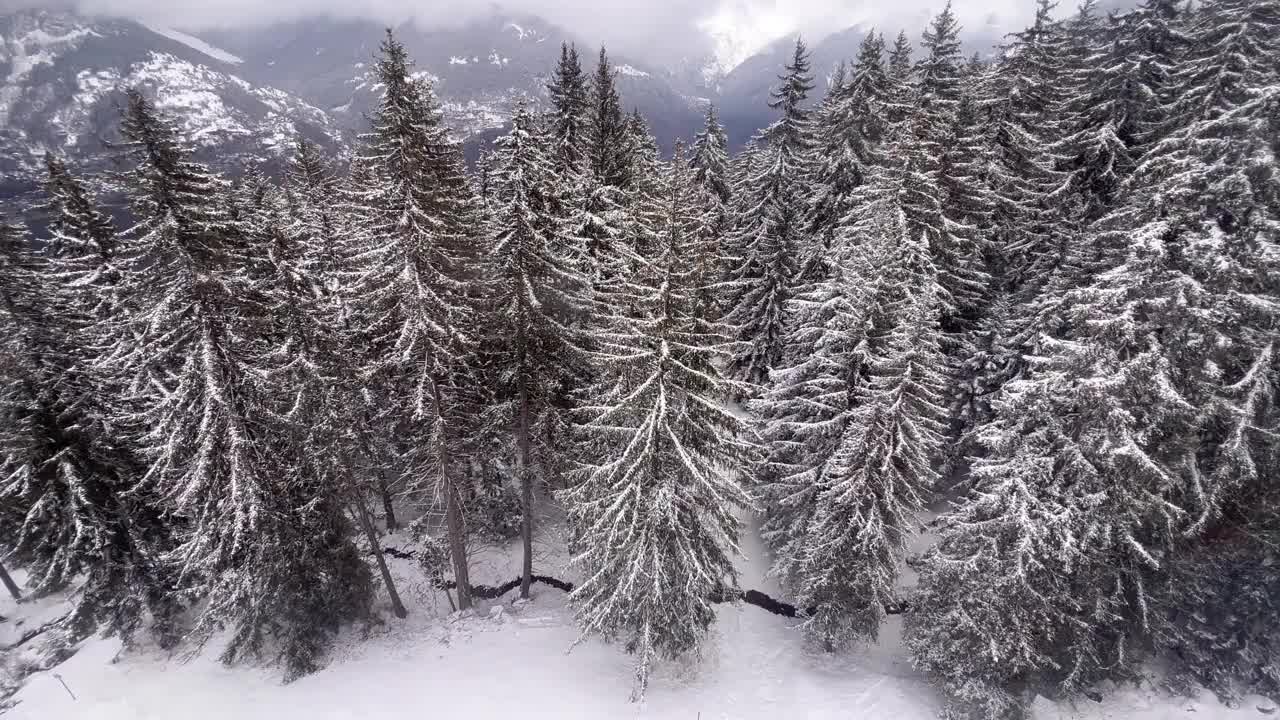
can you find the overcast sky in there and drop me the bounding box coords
[8,0,1056,67]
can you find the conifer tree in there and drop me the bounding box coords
[884,30,916,128]
[691,105,730,206]
[547,42,590,177]
[285,136,407,620]
[1057,0,1184,222]
[953,3,1075,437]
[1,214,140,617]
[564,149,753,698]
[620,109,663,265]
[802,31,889,291]
[1168,0,1280,127]
[238,183,377,674]
[284,136,342,283]
[719,138,761,287]
[754,35,893,574]
[587,47,628,188]
[483,103,591,598]
[762,164,949,645]
[284,144,400,534]
[902,2,988,329]
[690,106,732,315]
[908,83,1280,720]
[798,271,946,648]
[756,210,885,593]
[980,0,1073,302]
[5,156,180,643]
[570,48,632,296]
[724,38,814,386]
[341,31,481,609]
[41,153,119,294]
[107,89,374,671]
[936,72,996,333]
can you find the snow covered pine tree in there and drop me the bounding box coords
[563,147,755,698]
[723,39,815,387]
[482,103,592,599]
[105,89,371,676]
[339,31,484,610]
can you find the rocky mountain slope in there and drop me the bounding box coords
[0,8,715,210]
[0,10,345,204]
[0,3,1077,202]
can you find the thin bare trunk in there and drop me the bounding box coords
[445,483,471,610]
[433,378,472,611]
[353,498,407,619]
[517,372,534,599]
[355,405,399,532]
[378,476,399,531]
[0,560,21,601]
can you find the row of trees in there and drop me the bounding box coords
[3,0,1280,713]
[727,0,1279,716]
[0,32,753,690]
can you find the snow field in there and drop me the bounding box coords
[8,517,1272,720]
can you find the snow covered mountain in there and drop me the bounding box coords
[0,8,712,209]
[0,10,346,204]
[197,13,708,153]
[0,5,1019,202]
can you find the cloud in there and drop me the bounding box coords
[4,0,1076,68]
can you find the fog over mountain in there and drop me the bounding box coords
[2,0,1079,71]
[0,0,1139,211]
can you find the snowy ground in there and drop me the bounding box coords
[3,517,1276,720]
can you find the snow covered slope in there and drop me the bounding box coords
[196,12,706,152]
[141,25,243,64]
[5,518,1274,720]
[0,10,346,208]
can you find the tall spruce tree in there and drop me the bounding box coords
[340,30,482,609]
[483,103,591,598]
[547,42,591,178]
[620,109,664,266]
[803,31,888,282]
[563,149,754,699]
[238,182,377,674]
[901,2,988,330]
[1,208,175,648]
[587,47,628,188]
[719,138,762,288]
[106,89,374,673]
[756,203,887,594]
[979,0,1073,302]
[4,155,179,643]
[285,136,407,620]
[724,38,814,386]
[1168,0,1280,127]
[798,268,946,648]
[884,30,916,128]
[690,106,732,315]
[691,105,731,206]
[571,47,632,296]
[286,143,400,532]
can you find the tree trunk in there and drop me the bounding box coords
[356,405,399,532]
[353,498,407,619]
[378,476,399,532]
[517,374,534,599]
[445,481,472,611]
[0,560,21,601]
[433,378,472,611]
